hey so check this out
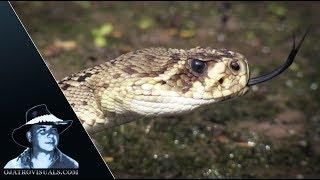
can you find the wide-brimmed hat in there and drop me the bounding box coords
[12,104,73,148]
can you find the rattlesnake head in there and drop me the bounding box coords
[106,47,250,116]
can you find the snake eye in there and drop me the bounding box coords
[190,59,207,75]
[230,60,240,71]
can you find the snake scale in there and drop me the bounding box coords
[57,32,307,136]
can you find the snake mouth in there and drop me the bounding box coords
[247,30,308,86]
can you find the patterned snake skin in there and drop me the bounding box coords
[58,47,250,134]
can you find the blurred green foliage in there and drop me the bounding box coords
[137,16,154,30]
[267,3,287,17]
[91,23,114,47]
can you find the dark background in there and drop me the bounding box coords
[0,2,112,178]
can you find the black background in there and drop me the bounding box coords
[0,2,113,178]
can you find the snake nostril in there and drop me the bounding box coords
[218,78,224,84]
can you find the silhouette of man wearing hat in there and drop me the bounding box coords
[4,104,79,169]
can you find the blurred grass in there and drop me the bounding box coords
[12,1,320,178]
